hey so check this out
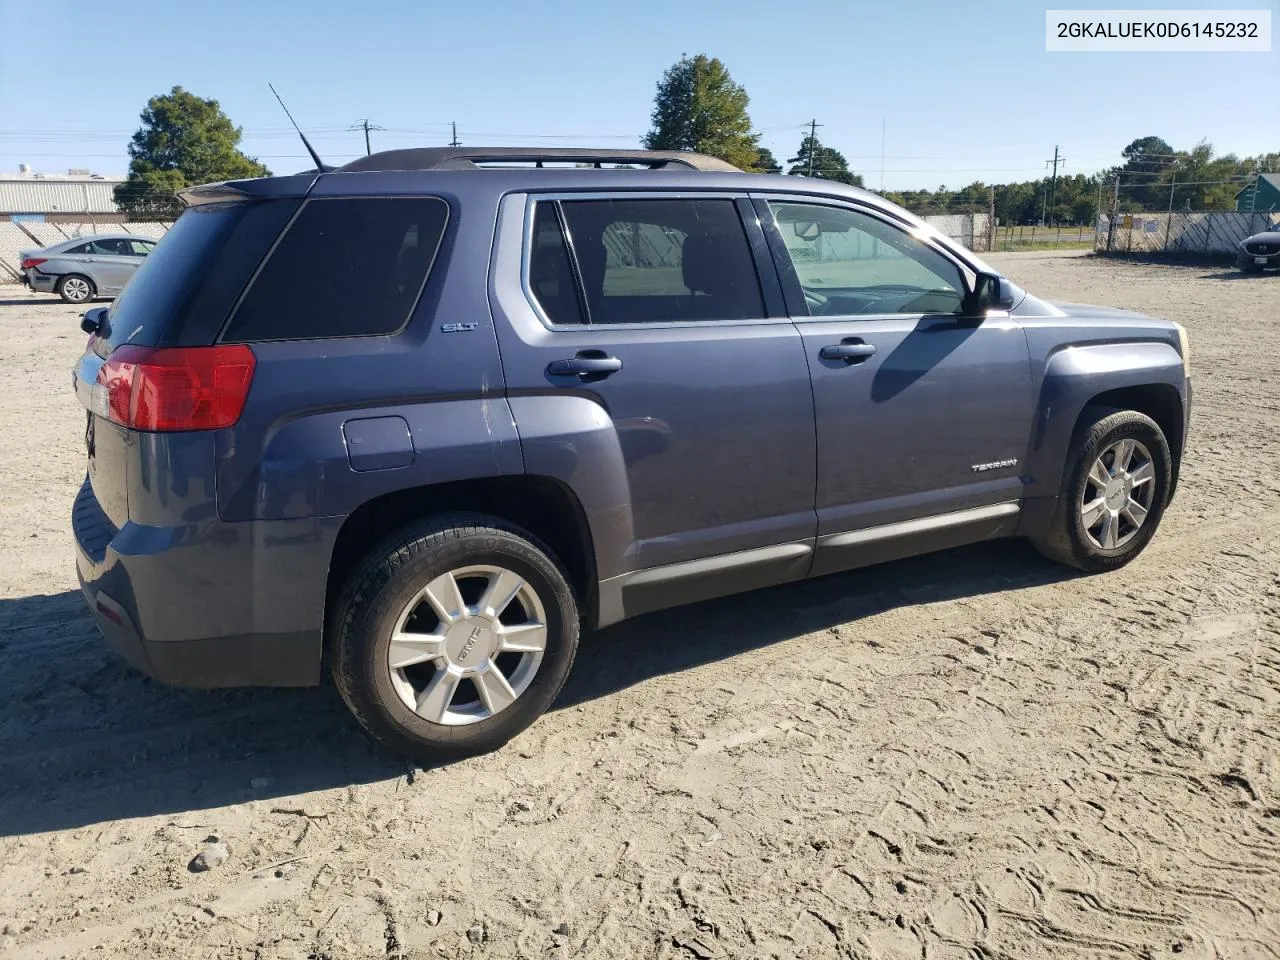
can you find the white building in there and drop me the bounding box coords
[0,166,125,220]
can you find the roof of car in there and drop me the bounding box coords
[24,234,155,254]
[337,147,743,173]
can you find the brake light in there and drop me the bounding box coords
[20,257,47,270]
[94,345,256,431]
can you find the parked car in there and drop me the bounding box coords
[1237,230,1280,273]
[20,234,157,303]
[71,148,1192,760]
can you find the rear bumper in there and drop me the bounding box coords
[27,270,56,292]
[72,476,340,688]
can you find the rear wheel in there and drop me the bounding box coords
[330,514,579,760]
[57,274,95,303]
[1033,408,1172,572]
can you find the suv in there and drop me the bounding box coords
[72,148,1192,759]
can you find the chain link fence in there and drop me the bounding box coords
[1095,211,1279,256]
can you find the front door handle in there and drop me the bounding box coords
[819,340,877,364]
[547,351,623,381]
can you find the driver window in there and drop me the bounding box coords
[767,201,966,317]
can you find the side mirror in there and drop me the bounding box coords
[80,306,108,335]
[792,221,822,241]
[963,271,1017,316]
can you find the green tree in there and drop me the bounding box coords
[643,54,759,170]
[786,135,863,186]
[115,86,270,217]
[754,146,781,174]
[1107,136,1176,210]
[1157,141,1248,210]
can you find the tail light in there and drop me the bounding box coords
[20,257,47,270]
[93,345,256,431]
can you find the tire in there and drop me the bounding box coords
[57,274,95,304]
[330,513,580,761]
[1032,407,1172,573]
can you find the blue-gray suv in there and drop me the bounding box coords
[71,148,1192,759]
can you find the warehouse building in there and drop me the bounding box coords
[0,165,126,224]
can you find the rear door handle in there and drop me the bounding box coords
[819,341,877,364]
[547,351,623,381]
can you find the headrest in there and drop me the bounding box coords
[681,232,737,298]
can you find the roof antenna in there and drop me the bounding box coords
[268,83,332,173]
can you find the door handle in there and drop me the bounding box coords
[819,341,877,364]
[546,351,623,381]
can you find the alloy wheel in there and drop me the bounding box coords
[1080,438,1156,550]
[386,564,547,725]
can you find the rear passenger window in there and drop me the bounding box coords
[222,197,448,342]
[555,198,763,325]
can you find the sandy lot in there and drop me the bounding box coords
[1,254,1277,960]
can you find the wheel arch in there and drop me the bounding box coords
[1027,341,1187,505]
[1072,382,1185,496]
[324,474,599,640]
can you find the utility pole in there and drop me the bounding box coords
[805,118,822,177]
[450,122,460,148]
[879,116,886,192]
[350,119,385,156]
[1044,145,1064,226]
[1106,174,1120,252]
[988,186,996,253]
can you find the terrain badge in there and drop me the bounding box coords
[971,458,1018,473]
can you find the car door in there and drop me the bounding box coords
[490,192,817,619]
[83,238,139,294]
[756,196,1035,577]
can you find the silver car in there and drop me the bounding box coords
[19,234,157,303]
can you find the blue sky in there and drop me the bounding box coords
[0,0,1274,189]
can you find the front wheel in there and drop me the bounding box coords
[330,514,580,760]
[1033,408,1172,573]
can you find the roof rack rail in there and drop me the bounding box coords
[337,147,742,174]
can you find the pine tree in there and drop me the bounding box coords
[786,135,863,186]
[115,86,270,217]
[643,55,759,170]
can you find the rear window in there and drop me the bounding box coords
[556,198,764,325]
[220,197,449,342]
[101,203,250,352]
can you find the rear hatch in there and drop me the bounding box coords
[73,184,308,529]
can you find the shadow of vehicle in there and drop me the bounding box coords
[1197,268,1278,282]
[0,295,78,307]
[0,539,1072,836]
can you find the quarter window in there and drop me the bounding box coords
[768,201,966,316]
[222,196,448,342]
[546,198,764,325]
[529,203,586,325]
